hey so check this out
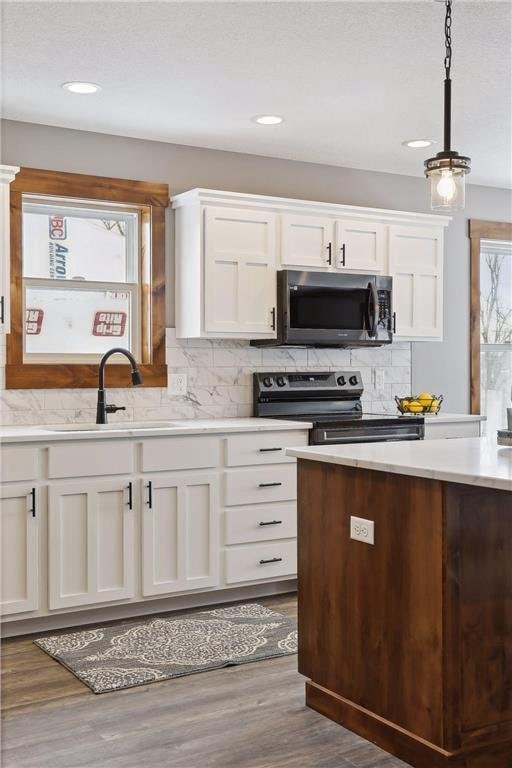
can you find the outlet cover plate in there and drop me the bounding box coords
[350,516,375,545]
[168,373,188,397]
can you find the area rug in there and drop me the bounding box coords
[34,603,297,694]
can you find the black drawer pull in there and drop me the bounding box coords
[29,487,36,518]
[259,447,282,453]
[259,557,283,565]
[0,295,4,325]
[340,243,346,266]
[147,481,153,509]
[259,520,283,527]
[127,482,133,510]
[258,482,282,488]
[271,307,276,331]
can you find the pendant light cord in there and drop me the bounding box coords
[444,0,452,80]
[443,0,453,152]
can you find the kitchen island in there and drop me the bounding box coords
[287,438,512,768]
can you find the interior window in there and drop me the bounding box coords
[479,238,512,435]
[22,197,141,362]
[7,167,168,389]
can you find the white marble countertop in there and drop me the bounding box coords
[287,437,512,492]
[0,417,312,444]
[422,413,486,423]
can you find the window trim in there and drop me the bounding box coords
[7,167,168,389]
[468,218,512,414]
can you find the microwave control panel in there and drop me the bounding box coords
[377,290,392,328]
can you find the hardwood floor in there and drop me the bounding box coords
[1,595,411,768]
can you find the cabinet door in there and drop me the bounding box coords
[204,207,276,336]
[388,225,444,340]
[48,479,135,609]
[0,484,38,615]
[142,473,219,596]
[280,214,334,269]
[334,219,385,272]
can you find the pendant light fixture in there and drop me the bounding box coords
[425,0,470,211]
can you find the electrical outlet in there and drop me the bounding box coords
[374,368,385,389]
[168,373,188,397]
[350,516,375,545]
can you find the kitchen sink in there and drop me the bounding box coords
[45,421,181,432]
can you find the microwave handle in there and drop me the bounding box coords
[367,282,378,337]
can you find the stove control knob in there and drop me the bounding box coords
[262,376,273,388]
[337,375,346,386]
[276,376,286,387]
[349,375,359,386]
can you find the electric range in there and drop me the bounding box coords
[253,370,424,445]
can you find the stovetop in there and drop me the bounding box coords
[253,370,424,444]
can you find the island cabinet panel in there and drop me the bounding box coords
[297,458,512,768]
[297,460,445,747]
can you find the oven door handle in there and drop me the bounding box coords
[367,282,379,338]
[317,431,422,444]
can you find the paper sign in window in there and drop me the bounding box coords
[92,311,127,337]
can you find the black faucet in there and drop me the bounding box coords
[96,347,143,424]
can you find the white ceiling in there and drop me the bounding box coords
[2,1,511,188]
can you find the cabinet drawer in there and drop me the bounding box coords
[48,441,133,479]
[225,540,297,584]
[424,421,481,440]
[225,464,296,506]
[225,502,297,545]
[141,436,220,472]
[225,430,308,467]
[1,446,39,482]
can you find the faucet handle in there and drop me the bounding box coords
[105,405,126,414]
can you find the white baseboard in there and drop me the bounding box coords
[1,580,297,638]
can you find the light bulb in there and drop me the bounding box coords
[436,170,457,202]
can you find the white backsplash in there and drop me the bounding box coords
[0,330,411,426]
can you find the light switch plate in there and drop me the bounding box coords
[168,373,188,397]
[350,516,375,545]
[374,368,385,389]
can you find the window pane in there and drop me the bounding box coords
[22,199,138,283]
[479,239,512,435]
[24,285,133,356]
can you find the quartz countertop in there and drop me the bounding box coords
[0,417,312,444]
[287,437,512,492]
[422,412,485,423]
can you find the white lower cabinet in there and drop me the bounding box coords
[1,426,308,627]
[48,478,135,609]
[0,484,38,615]
[142,473,219,596]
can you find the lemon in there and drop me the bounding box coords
[429,398,441,413]
[406,400,424,413]
[417,391,433,405]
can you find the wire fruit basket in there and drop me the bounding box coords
[395,394,444,415]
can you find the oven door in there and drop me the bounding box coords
[282,270,392,346]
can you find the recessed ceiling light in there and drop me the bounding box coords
[253,115,284,125]
[62,81,101,94]
[402,139,435,149]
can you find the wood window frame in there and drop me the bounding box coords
[469,219,512,414]
[7,167,169,388]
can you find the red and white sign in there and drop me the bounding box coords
[92,311,127,337]
[26,308,44,335]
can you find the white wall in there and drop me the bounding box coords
[2,118,511,412]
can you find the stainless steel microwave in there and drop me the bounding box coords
[253,270,394,347]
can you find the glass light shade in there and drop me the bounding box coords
[428,167,466,211]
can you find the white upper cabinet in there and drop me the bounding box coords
[0,484,38,616]
[280,214,334,269]
[0,165,20,335]
[388,225,444,340]
[334,219,385,273]
[142,472,219,597]
[204,207,277,336]
[172,189,450,342]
